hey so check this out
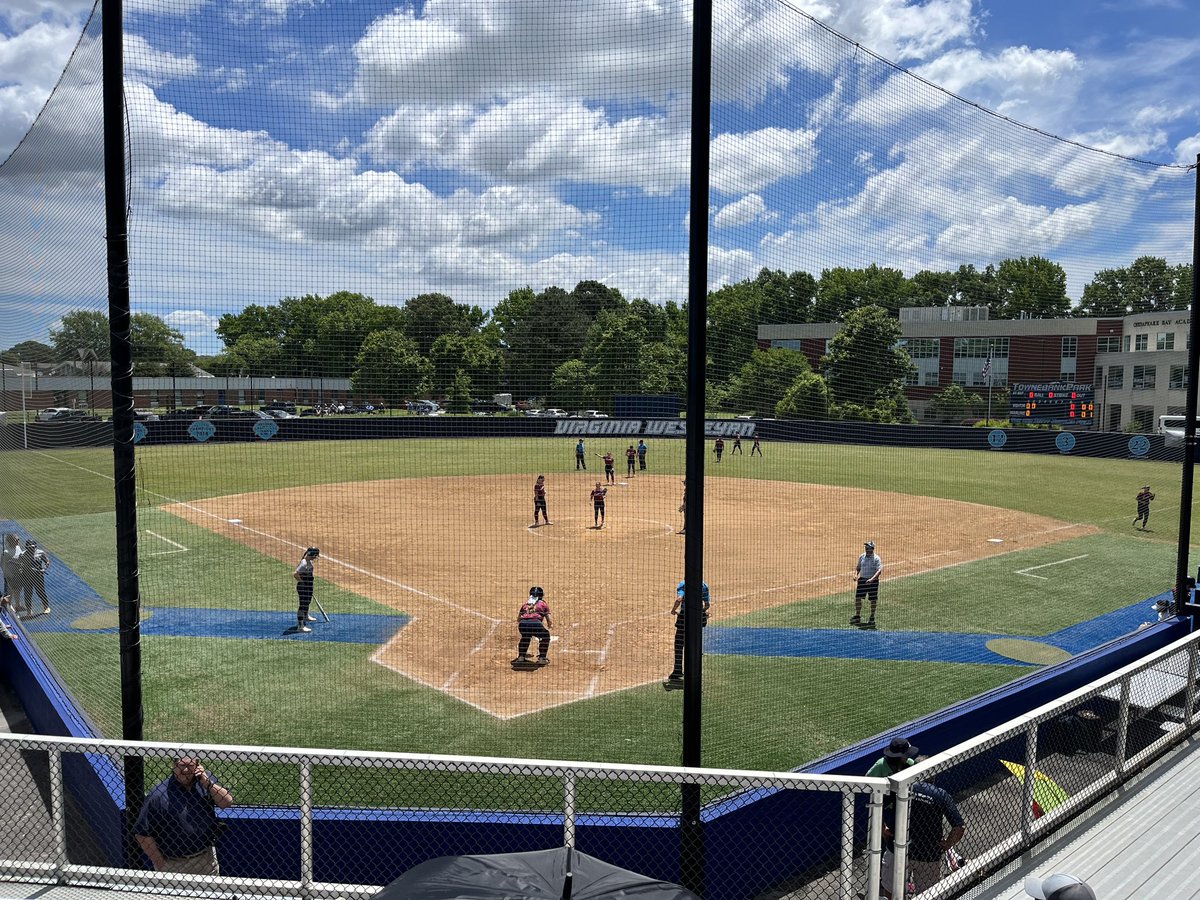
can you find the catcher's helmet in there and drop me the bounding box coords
[529,586,544,598]
[304,547,320,558]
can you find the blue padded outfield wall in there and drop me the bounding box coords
[0,606,1187,898]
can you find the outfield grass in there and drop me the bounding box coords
[2,437,1194,776]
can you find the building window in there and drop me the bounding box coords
[953,338,1009,358]
[1132,365,1156,390]
[237,390,246,405]
[1157,332,1175,351]
[900,338,939,386]
[1061,336,1077,358]
[149,391,159,406]
[1135,334,1148,351]
[1097,336,1120,353]
[1170,365,1189,390]
[771,340,803,350]
[1132,406,1155,432]
[1124,335,1131,352]
[1107,366,1123,389]
[1095,366,1103,385]
[1108,404,1122,431]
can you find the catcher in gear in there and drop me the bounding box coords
[513,587,552,668]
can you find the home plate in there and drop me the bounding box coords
[987,538,1004,543]
[228,519,242,525]
[550,635,559,642]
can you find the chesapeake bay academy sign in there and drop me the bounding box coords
[553,418,757,437]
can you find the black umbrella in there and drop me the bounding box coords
[375,847,701,900]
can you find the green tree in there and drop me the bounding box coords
[446,370,473,413]
[724,347,812,417]
[775,372,831,420]
[401,292,484,356]
[814,265,913,321]
[823,304,915,409]
[131,313,197,376]
[351,330,431,404]
[50,310,110,360]
[548,359,594,410]
[755,268,817,324]
[571,280,626,321]
[492,286,536,337]
[429,331,505,397]
[582,311,649,407]
[0,340,56,364]
[1078,257,1191,316]
[927,384,984,423]
[706,280,764,385]
[505,287,590,398]
[213,335,283,376]
[995,256,1070,319]
[638,343,686,397]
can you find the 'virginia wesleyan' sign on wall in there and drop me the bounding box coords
[553,419,757,437]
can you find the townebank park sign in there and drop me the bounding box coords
[553,419,756,437]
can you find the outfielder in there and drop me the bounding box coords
[1133,485,1155,530]
[850,540,883,629]
[665,579,710,689]
[293,547,320,633]
[512,586,552,667]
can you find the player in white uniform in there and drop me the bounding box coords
[850,540,883,629]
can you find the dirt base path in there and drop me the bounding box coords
[167,473,1094,718]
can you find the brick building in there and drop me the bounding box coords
[758,307,1191,431]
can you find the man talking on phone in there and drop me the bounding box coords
[134,756,234,875]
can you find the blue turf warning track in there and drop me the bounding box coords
[0,519,1160,661]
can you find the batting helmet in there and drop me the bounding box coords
[530,586,544,598]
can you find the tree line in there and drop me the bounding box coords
[2,255,1190,421]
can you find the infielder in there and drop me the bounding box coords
[512,586,552,667]
[532,474,551,526]
[850,540,883,629]
[1134,485,1155,530]
[293,547,320,633]
[599,451,616,484]
[678,479,687,534]
[625,444,637,477]
[591,482,608,528]
[665,579,710,689]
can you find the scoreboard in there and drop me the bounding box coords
[1008,382,1095,425]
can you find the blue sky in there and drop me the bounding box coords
[2,0,1199,353]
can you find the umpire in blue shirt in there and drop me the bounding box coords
[134,756,234,875]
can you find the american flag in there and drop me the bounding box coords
[981,355,992,381]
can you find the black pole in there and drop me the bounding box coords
[103,0,145,868]
[681,0,711,895]
[1176,156,1200,626]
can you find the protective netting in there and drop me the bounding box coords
[0,0,1196,794]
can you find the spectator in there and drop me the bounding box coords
[1025,874,1096,899]
[0,534,27,617]
[906,779,966,894]
[134,756,234,875]
[867,737,918,777]
[24,540,51,616]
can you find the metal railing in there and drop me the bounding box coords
[0,734,886,900]
[886,628,1200,900]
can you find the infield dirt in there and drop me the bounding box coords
[168,472,1095,718]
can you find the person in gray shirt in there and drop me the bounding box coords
[850,540,884,629]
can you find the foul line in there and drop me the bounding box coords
[144,530,188,556]
[31,451,497,624]
[1016,554,1090,580]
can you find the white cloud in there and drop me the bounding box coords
[162,309,220,340]
[714,193,775,229]
[125,34,199,85]
[363,93,690,195]
[711,127,819,195]
[0,19,91,159]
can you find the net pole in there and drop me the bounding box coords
[1175,156,1200,625]
[681,0,712,894]
[103,0,145,867]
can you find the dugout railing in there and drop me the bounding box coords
[885,627,1200,900]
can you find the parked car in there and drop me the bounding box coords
[161,407,203,421]
[581,410,609,418]
[263,401,297,414]
[407,400,442,416]
[524,408,544,417]
[43,410,101,423]
[37,407,73,422]
[133,410,160,422]
[263,408,297,419]
[543,408,568,418]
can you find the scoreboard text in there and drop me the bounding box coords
[1007,382,1095,425]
